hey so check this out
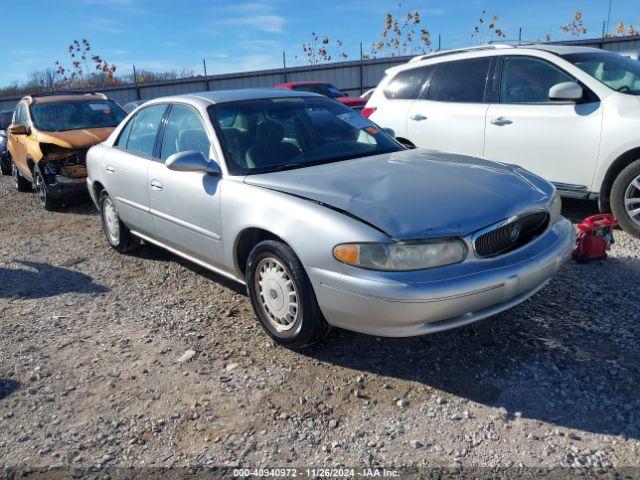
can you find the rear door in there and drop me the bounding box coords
[147,103,223,266]
[101,104,167,236]
[369,65,435,140]
[483,55,602,192]
[407,56,493,157]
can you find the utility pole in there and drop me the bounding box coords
[48,71,54,94]
[606,0,613,36]
[282,51,288,83]
[203,59,210,91]
[518,27,522,45]
[438,34,442,51]
[359,42,364,95]
[132,65,141,101]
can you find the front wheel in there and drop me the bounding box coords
[246,240,329,349]
[33,166,59,211]
[100,192,141,253]
[610,159,640,239]
[0,157,11,176]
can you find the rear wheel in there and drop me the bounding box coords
[12,162,31,192]
[33,166,59,211]
[100,192,140,253]
[611,159,640,239]
[246,240,329,348]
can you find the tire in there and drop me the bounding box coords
[33,166,60,211]
[12,162,31,192]
[246,240,330,349]
[99,192,141,253]
[0,158,10,176]
[610,159,640,239]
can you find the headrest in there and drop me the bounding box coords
[256,120,284,144]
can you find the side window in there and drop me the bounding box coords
[124,105,166,157]
[115,116,134,148]
[429,57,492,103]
[501,56,574,104]
[15,104,25,125]
[160,105,211,161]
[384,66,433,100]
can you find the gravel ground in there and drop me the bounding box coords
[1,174,639,476]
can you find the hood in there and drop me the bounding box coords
[36,127,115,149]
[245,149,553,240]
[337,96,367,107]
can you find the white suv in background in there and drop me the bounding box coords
[364,44,640,237]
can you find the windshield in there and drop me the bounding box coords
[29,100,126,132]
[0,111,12,130]
[563,52,640,95]
[291,83,343,98]
[209,97,402,175]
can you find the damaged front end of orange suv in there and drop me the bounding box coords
[7,93,126,210]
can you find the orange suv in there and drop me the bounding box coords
[7,92,126,210]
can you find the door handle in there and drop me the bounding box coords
[150,180,163,191]
[410,114,428,121]
[491,117,513,126]
[105,166,116,174]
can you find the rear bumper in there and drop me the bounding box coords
[308,218,574,337]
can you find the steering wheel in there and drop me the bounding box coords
[617,85,631,93]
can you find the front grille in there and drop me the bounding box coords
[474,212,549,258]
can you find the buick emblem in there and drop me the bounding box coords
[509,221,522,241]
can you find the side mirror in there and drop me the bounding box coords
[382,127,395,138]
[8,124,27,135]
[549,81,583,102]
[166,150,221,175]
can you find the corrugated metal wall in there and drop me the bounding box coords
[0,56,409,111]
[1,36,639,112]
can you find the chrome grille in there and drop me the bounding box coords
[474,212,549,258]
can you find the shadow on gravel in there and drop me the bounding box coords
[55,195,97,216]
[0,260,108,299]
[131,243,246,295]
[0,379,20,400]
[303,256,640,440]
[561,198,599,224]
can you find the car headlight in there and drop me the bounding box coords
[550,190,562,225]
[333,239,467,271]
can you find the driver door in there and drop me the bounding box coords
[484,55,602,192]
[147,104,224,267]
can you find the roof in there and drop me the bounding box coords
[23,93,110,105]
[523,44,606,55]
[276,81,334,87]
[391,43,615,74]
[145,88,322,107]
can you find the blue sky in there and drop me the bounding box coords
[1,0,638,87]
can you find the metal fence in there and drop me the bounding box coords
[1,35,639,111]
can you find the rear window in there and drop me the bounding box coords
[30,100,126,132]
[0,111,12,130]
[428,57,492,103]
[384,66,433,100]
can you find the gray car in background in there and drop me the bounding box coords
[86,89,574,348]
[0,109,13,175]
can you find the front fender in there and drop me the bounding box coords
[220,178,390,277]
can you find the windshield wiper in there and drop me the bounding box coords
[276,162,307,171]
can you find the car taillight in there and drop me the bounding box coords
[361,107,377,118]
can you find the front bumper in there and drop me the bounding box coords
[309,218,574,337]
[46,175,88,199]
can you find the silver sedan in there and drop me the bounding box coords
[86,89,574,348]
